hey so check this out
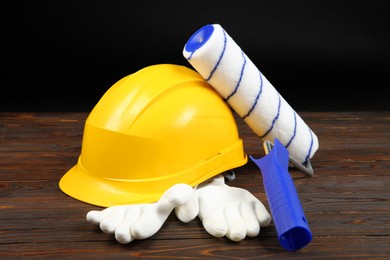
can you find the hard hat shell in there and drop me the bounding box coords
[59,64,247,207]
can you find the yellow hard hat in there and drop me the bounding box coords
[59,64,247,207]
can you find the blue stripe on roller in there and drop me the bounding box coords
[304,128,314,164]
[242,70,263,119]
[205,29,227,81]
[225,51,246,101]
[186,50,195,60]
[259,93,281,139]
[285,112,297,148]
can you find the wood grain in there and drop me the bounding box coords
[1,111,389,259]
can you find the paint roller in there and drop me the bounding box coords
[183,24,317,251]
[182,24,319,166]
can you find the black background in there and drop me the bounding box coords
[1,0,389,112]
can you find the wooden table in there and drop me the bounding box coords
[1,111,389,259]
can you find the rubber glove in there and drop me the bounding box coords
[176,174,272,242]
[86,183,196,244]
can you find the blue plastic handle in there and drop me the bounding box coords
[250,138,312,251]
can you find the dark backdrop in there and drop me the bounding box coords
[1,0,389,112]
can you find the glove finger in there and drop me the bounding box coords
[86,207,114,225]
[100,206,125,234]
[115,206,141,244]
[254,200,272,226]
[162,183,194,207]
[175,192,199,223]
[225,205,246,242]
[240,202,260,237]
[201,211,227,238]
[131,202,172,240]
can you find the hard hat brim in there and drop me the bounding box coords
[59,160,162,207]
[60,140,248,208]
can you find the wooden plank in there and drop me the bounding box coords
[0,236,389,259]
[1,111,389,258]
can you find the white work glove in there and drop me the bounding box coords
[86,175,271,244]
[86,183,196,244]
[176,174,272,242]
